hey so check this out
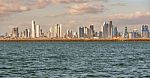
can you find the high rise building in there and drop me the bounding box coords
[47,27,53,38]
[36,25,40,38]
[73,32,78,38]
[113,27,118,38]
[79,27,84,38]
[102,22,108,38]
[66,29,73,38]
[84,27,90,38]
[124,27,129,38]
[128,32,133,39]
[40,29,44,37]
[141,25,149,38]
[27,28,31,38]
[90,24,95,38]
[31,20,36,38]
[132,29,139,38]
[58,24,62,38]
[99,31,103,38]
[54,24,62,38]
[108,21,113,38]
[12,27,19,38]
[24,29,28,38]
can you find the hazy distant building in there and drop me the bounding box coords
[141,25,149,38]
[31,20,36,38]
[24,29,28,38]
[54,24,62,38]
[79,27,84,38]
[124,27,129,38]
[113,27,118,38]
[95,32,98,37]
[89,24,95,38]
[128,32,133,39]
[108,21,113,38]
[99,31,103,38]
[73,32,78,38]
[36,25,40,38]
[66,29,73,38]
[40,29,44,37]
[12,27,19,38]
[102,22,109,38]
[84,27,90,38]
[132,29,139,38]
[27,29,31,38]
[47,27,53,38]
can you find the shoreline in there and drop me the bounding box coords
[1,38,150,42]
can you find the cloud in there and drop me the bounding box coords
[47,2,106,17]
[0,0,30,15]
[109,11,150,20]
[50,0,108,4]
[109,11,150,25]
[111,2,127,6]
[68,3,105,15]
[32,0,51,8]
[0,0,47,16]
[50,0,87,4]
[0,0,108,16]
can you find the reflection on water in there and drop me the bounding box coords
[0,42,150,78]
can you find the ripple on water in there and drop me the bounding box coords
[0,42,150,77]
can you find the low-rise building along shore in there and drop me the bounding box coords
[1,38,150,42]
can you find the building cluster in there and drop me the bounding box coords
[123,25,149,39]
[3,20,150,39]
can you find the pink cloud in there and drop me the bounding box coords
[68,3,105,15]
[0,0,107,16]
[50,0,87,3]
[108,11,150,25]
[0,0,53,16]
[50,0,106,4]
[0,0,30,15]
[109,11,150,20]
[32,0,51,8]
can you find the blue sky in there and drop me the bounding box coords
[0,0,150,34]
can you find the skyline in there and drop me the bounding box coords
[3,20,150,39]
[0,0,150,34]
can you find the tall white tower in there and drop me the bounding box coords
[32,20,36,38]
[54,24,62,38]
[36,25,40,38]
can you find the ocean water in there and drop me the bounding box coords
[0,42,150,78]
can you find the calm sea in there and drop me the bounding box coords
[0,42,150,78]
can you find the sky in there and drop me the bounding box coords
[0,0,150,34]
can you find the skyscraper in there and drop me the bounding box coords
[102,22,108,38]
[47,27,53,38]
[66,29,73,38]
[132,29,139,38]
[36,25,40,38]
[113,26,118,38]
[31,20,36,38]
[54,24,62,38]
[12,27,19,38]
[27,28,31,38]
[79,27,84,38]
[141,25,149,38]
[84,27,89,38]
[99,31,103,38]
[58,24,62,38]
[108,21,113,38]
[24,29,28,38]
[90,24,95,38]
[124,27,129,38]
